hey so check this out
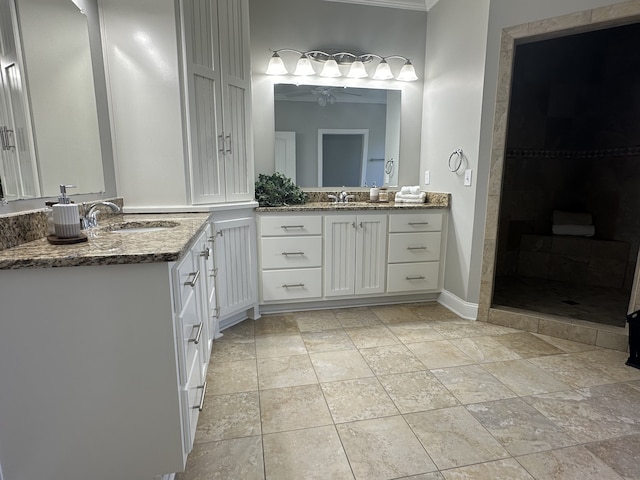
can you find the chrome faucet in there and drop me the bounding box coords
[328,191,354,204]
[81,201,121,228]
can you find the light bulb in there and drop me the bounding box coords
[397,60,418,81]
[373,59,393,80]
[265,52,288,75]
[347,60,368,79]
[294,55,315,76]
[320,58,341,78]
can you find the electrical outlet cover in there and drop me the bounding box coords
[464,169,472,186]
[424,170,430,185]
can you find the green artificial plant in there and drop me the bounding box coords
[255,172,308,207]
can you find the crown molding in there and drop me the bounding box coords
[322,0,439,12]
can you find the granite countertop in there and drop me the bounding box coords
[0,213,210,270]
[255,192,450,212]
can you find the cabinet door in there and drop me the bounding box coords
[212,216,257,317]
[324,215,357,296]
[182,0,225,204]
[218,0,253,202]
[355,214,387,295]
[0,0,39,200]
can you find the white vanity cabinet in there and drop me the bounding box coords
[257,208,447,310]
[259,215,323,302]
[324,214,388,297]
[181,0,254,204]
[0,234,214,480]
[387,211,445,293]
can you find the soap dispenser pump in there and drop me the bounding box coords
[52,184,81,238]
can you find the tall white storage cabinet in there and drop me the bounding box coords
[181,0,254,204]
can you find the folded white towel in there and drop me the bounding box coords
[395,192,426,200]
[395,197,426,204]
[400,185,420,195]
[552,224,595,237]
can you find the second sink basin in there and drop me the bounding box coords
[104,220,180,234]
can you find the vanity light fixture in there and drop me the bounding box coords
[266,49,418,81]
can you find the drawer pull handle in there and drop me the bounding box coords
[194,381,207,411]
[184,270,200,287]
[407,246,427,250]
[282,283,305,288]
[281,225,305,229]
[406,275,426,280]
[188,322,204,344]
[282,251,304,256]
[408,222,430,226]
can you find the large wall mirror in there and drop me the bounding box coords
[0,0,106,202]
[274,84,400,188]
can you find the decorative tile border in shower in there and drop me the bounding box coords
[506,146,640,159]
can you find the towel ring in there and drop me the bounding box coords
[385,158,394,175]
[448,148,464,173]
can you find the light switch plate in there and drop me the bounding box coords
[464,169,472,186]
[424,170,430,185]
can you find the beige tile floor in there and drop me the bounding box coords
[176,303,640,480]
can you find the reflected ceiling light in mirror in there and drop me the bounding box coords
[265,49,418,81]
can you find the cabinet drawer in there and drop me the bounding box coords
[388,232,441,263]
[387,262,440,293]
[261,236,322,269]
[173,249,199,313]
[261,215,322,236]
[262,268,322,301]
[389,212,442,233]
[181,348,205,453]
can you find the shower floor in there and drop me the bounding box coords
[492,276,630,328]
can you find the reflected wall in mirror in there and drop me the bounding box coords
[0,0,104,202]
[274,84,400,188]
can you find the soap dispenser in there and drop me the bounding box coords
[52,184,81,238]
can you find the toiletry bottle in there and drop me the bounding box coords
[379,186,388,202]
[45,201,56,236]
[369,181,379,202]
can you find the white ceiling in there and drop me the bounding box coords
[322,0,440,12]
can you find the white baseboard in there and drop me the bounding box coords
[438,289,478,320]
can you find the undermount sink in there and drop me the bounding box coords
[104,220,180,233]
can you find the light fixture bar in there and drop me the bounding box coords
[265,49,418,81]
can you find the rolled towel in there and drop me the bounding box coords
[396,198,426,204]
[552,224,595,237]
[400,185,420,195]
